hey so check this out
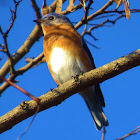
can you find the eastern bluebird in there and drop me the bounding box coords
[35,13,109,130]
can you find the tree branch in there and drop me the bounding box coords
[75,0,114,29]
[0,0,41,85]
[101,127,106,140]
[0,25,42,81]
[30,0,41,19]
[61,2,84,15]
[5,0,22,36]
[0,49,140,134]
[0,53,44,94]
[56,0,62,13]
[0,0,22,79]
[117,125,140,140]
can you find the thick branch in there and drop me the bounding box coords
[0,49,140,134]
[31,0,41,19]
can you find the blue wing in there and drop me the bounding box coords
[81,37,105,107]
[81,37,96,68]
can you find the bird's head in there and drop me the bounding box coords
[34,13,73,27]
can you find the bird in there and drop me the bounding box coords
[35,13,109,130]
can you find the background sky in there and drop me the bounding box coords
[0,0,140,140]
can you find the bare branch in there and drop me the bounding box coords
[0,75,40,104]
[87,14,124,33]
[25,53,46,67]
[84,39,99,49]
[117,125,140,140]
[18,52,44,73]
[41,0,51,15]
[61,2,83,15]
[41,0,66,16]
[84,0,93,20]
[81,13,125,48]
[0,0,22,77]
[104,8,140,14]
[56,0,63,14]
[75,0,114,29]
[0,49,140,134]
[5,0,22,36]
[66,0,75,11]
[30,0,41,19]
[81,24,87,36]
[101,127,106,140]
[0,52,44,94]
[0,25,42,81]
[80,0,93,37]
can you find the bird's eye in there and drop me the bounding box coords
[48,16,55,20]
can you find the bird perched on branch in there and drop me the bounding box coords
[34,13,109,130]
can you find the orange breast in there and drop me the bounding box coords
[43,24,93,84]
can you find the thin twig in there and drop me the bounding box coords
[104,8,140,14]
[75,0,114,29]
[80,0,93,36]
[101,127,106,140]
[5,0,22,36]
[84,39,99,49]
[0,75,40,104]
[84,0,93,19]
[117,125,140,140]
[82,14,125,38]
[62,2,83,15]
[81,24,88,36]
[0,0,22,77]
[17,105,40,140]
[18,52,44,72]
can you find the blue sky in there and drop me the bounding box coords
[0,0,140,140]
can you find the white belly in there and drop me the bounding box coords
[50,47,86,84]
[50,47,68,73]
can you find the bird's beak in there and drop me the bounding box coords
[34,19,40,23]
[33,20,40,25]
[33,19,38,23]
[33,19,44,24]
